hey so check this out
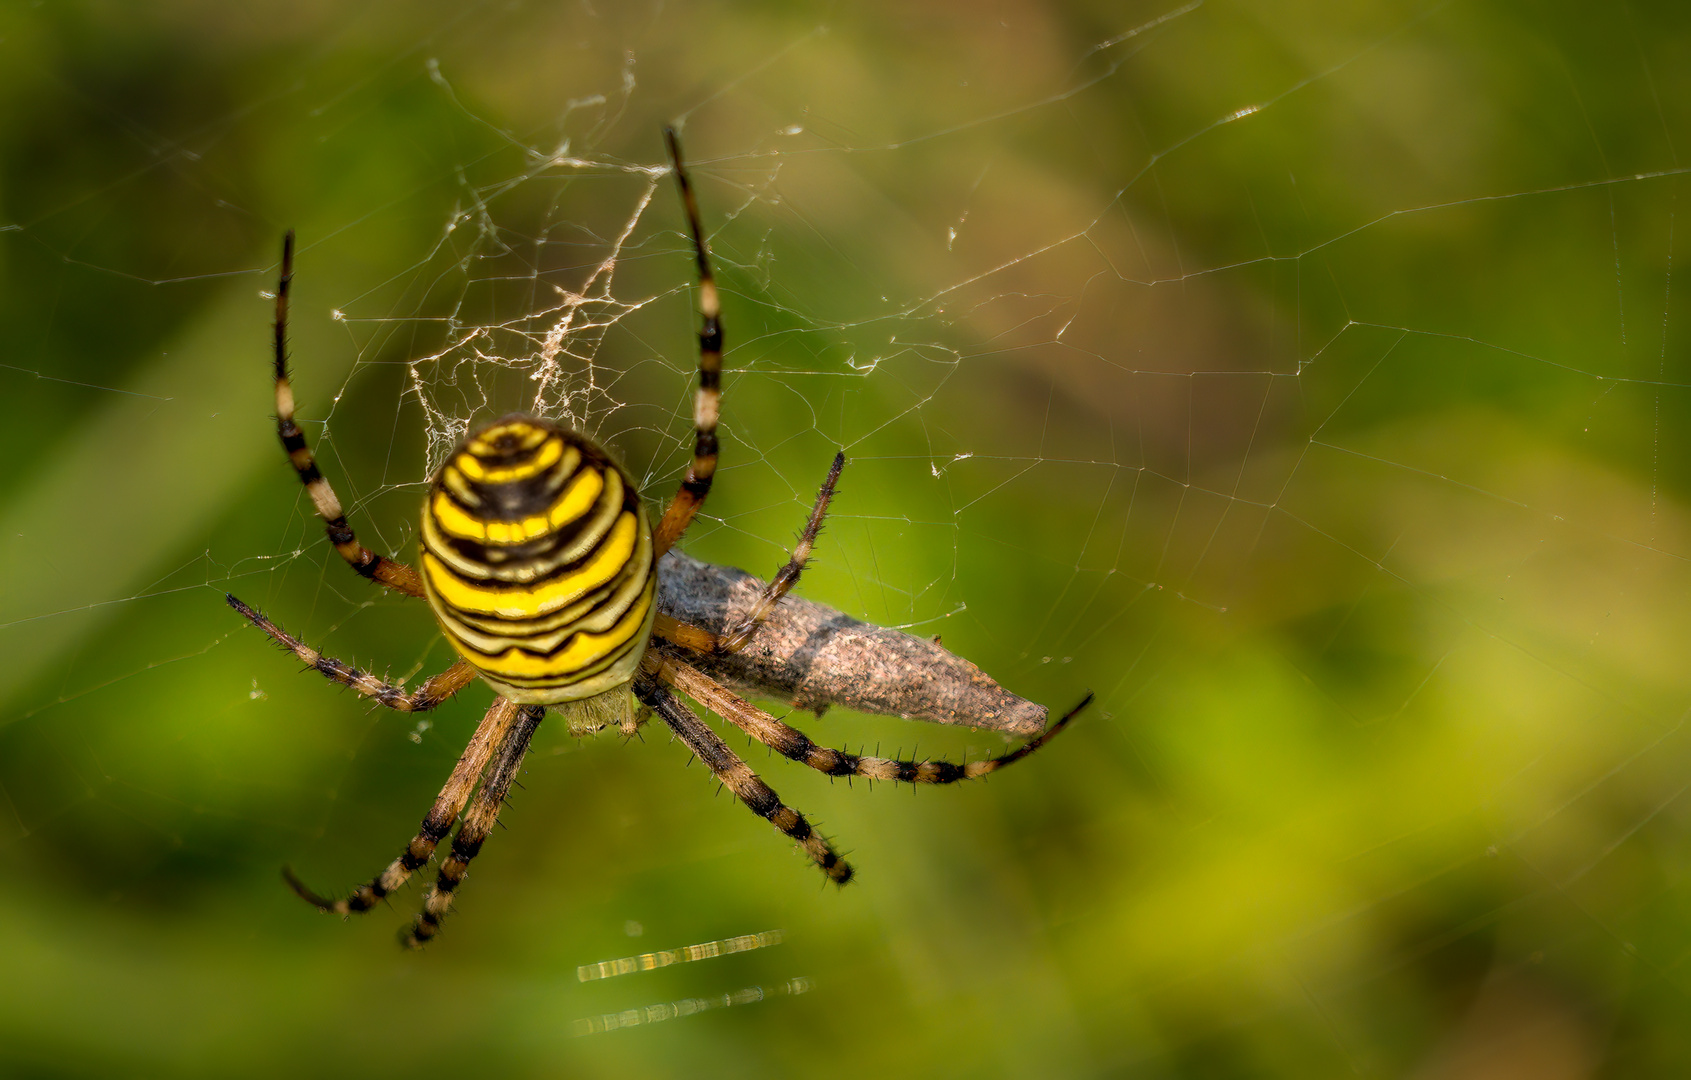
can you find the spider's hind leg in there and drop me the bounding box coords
[652,128,725,559]
[270,231,425,598]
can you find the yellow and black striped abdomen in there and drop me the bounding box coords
[420,415,656,705]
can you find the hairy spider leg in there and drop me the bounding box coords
[406,703,546,947]
[652,127,724,559]
[648,451,846,655]
[719,450,845,652]
[227,594,475,712]
[634,670,852,884]
[286,696,525,914]
[658,654,1092,782]
[271,230,426,598]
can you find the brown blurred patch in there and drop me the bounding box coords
[1411,970,1599,1080]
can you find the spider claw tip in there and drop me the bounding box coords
[281,865,337,911]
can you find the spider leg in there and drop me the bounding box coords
[227,594,475,712]
[272,231,425,598]
[405,703,546,948]
[719,451,845,652]
[659,653,1092,782]
[652,128,723,560]
[634,669,852,885]
[651,612,722,652]
[647,452,843,655]
[285,696,523,915]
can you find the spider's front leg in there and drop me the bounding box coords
[405,703,546,947]
[657,652,1091,784]
[634,667,853,885]
[285,696,525,916]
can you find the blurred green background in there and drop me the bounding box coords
[2,0,1690,1076]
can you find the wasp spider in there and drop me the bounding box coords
[229,128,1090,948]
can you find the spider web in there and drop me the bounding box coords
[1,0,1690,1075]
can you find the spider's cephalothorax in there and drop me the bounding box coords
[228,127,1088,948]
[420,416,656,707]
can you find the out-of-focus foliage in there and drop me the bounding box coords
[2,1,1690,1076]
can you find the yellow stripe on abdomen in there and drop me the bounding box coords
[466,586,653,681]
[421,415,656,705]
[467,420,549,456]
[454,434,564,483]
[422,512,638,618]
[429,466,605,545]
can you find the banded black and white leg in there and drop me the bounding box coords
[652,127,724,559]
[405,703,546,947]
[286,696,526,915]
[634,670,852,885]
[226,594,475,712]
[719,450,845,652]
[649,451,847,656]
[645,130,838,646]
[271,230,425,598]
[659,654,1092,784]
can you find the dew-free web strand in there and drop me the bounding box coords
[571,977,813,1036]
[576,929,784,982]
